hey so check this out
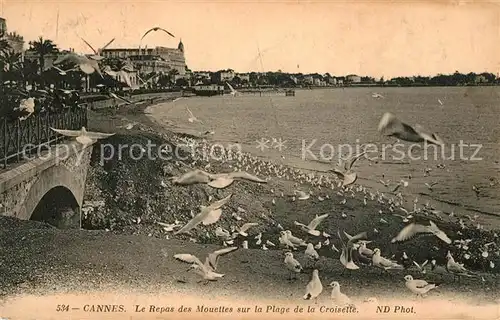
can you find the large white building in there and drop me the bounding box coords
[346,74,361,83]
[101,40,187,75]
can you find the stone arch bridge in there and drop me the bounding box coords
[0,141,94,229]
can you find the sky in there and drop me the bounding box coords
[2,0,500,78]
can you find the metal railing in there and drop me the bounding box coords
[0,107,88,169]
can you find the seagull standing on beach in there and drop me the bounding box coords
[404,275,438,298]
[284,252,303,280]
[446,251,476,281]
[50,127,115,145]
[372,248,405,272]
[329,281,353,306]
[304,243,320,267]
[294,190,310,200]
[377,112,444,146]
[285,230,308,247]
[279,231,298,250]
[303,269,323,303]
[357,241,374,259]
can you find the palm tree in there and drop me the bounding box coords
[28,37,59,75]
[21,58,40,87]
[0,32,11,55]
[0,50,22,72]
[168,69,179,85]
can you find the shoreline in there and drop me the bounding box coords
[235,84,500,92]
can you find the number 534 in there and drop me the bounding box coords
[56,305,69,312]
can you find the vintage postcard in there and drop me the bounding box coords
[0,0,499,319]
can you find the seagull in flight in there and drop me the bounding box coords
[338,230,368,270]
[174,247,238,283]
[206,171,267,189]
[424,182,438,191]
[50,127,115,145]
[141,27,175,40]
[52,65,78,76]
[226,82,239,96]
[330,151,366,187]
[391,220,451,244]
[293,214,329,236]
[186,106,203,123]
[80,37,115,61]
[53,52,103,78]
[378,112,444,146]
[174,194,233,235]
[108,92,134,105]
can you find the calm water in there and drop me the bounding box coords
[148,87,500,218]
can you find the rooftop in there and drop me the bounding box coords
[128,55,168,61]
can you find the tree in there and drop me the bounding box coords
[0,32,11,55]
[231,76,241,87]
[167,69,179,85]
[28,37,59,76]
[176,78,189,87]
[0,50,21,72]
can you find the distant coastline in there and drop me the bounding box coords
[236,83,500,93]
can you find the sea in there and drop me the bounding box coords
[147,86,500,222]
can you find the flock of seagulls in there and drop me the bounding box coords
[44,82,494,307]
[126,100,499,306]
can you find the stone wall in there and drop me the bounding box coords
[0,142,93,223]
[82,91,182,110]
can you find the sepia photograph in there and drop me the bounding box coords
[0,0,499,319]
